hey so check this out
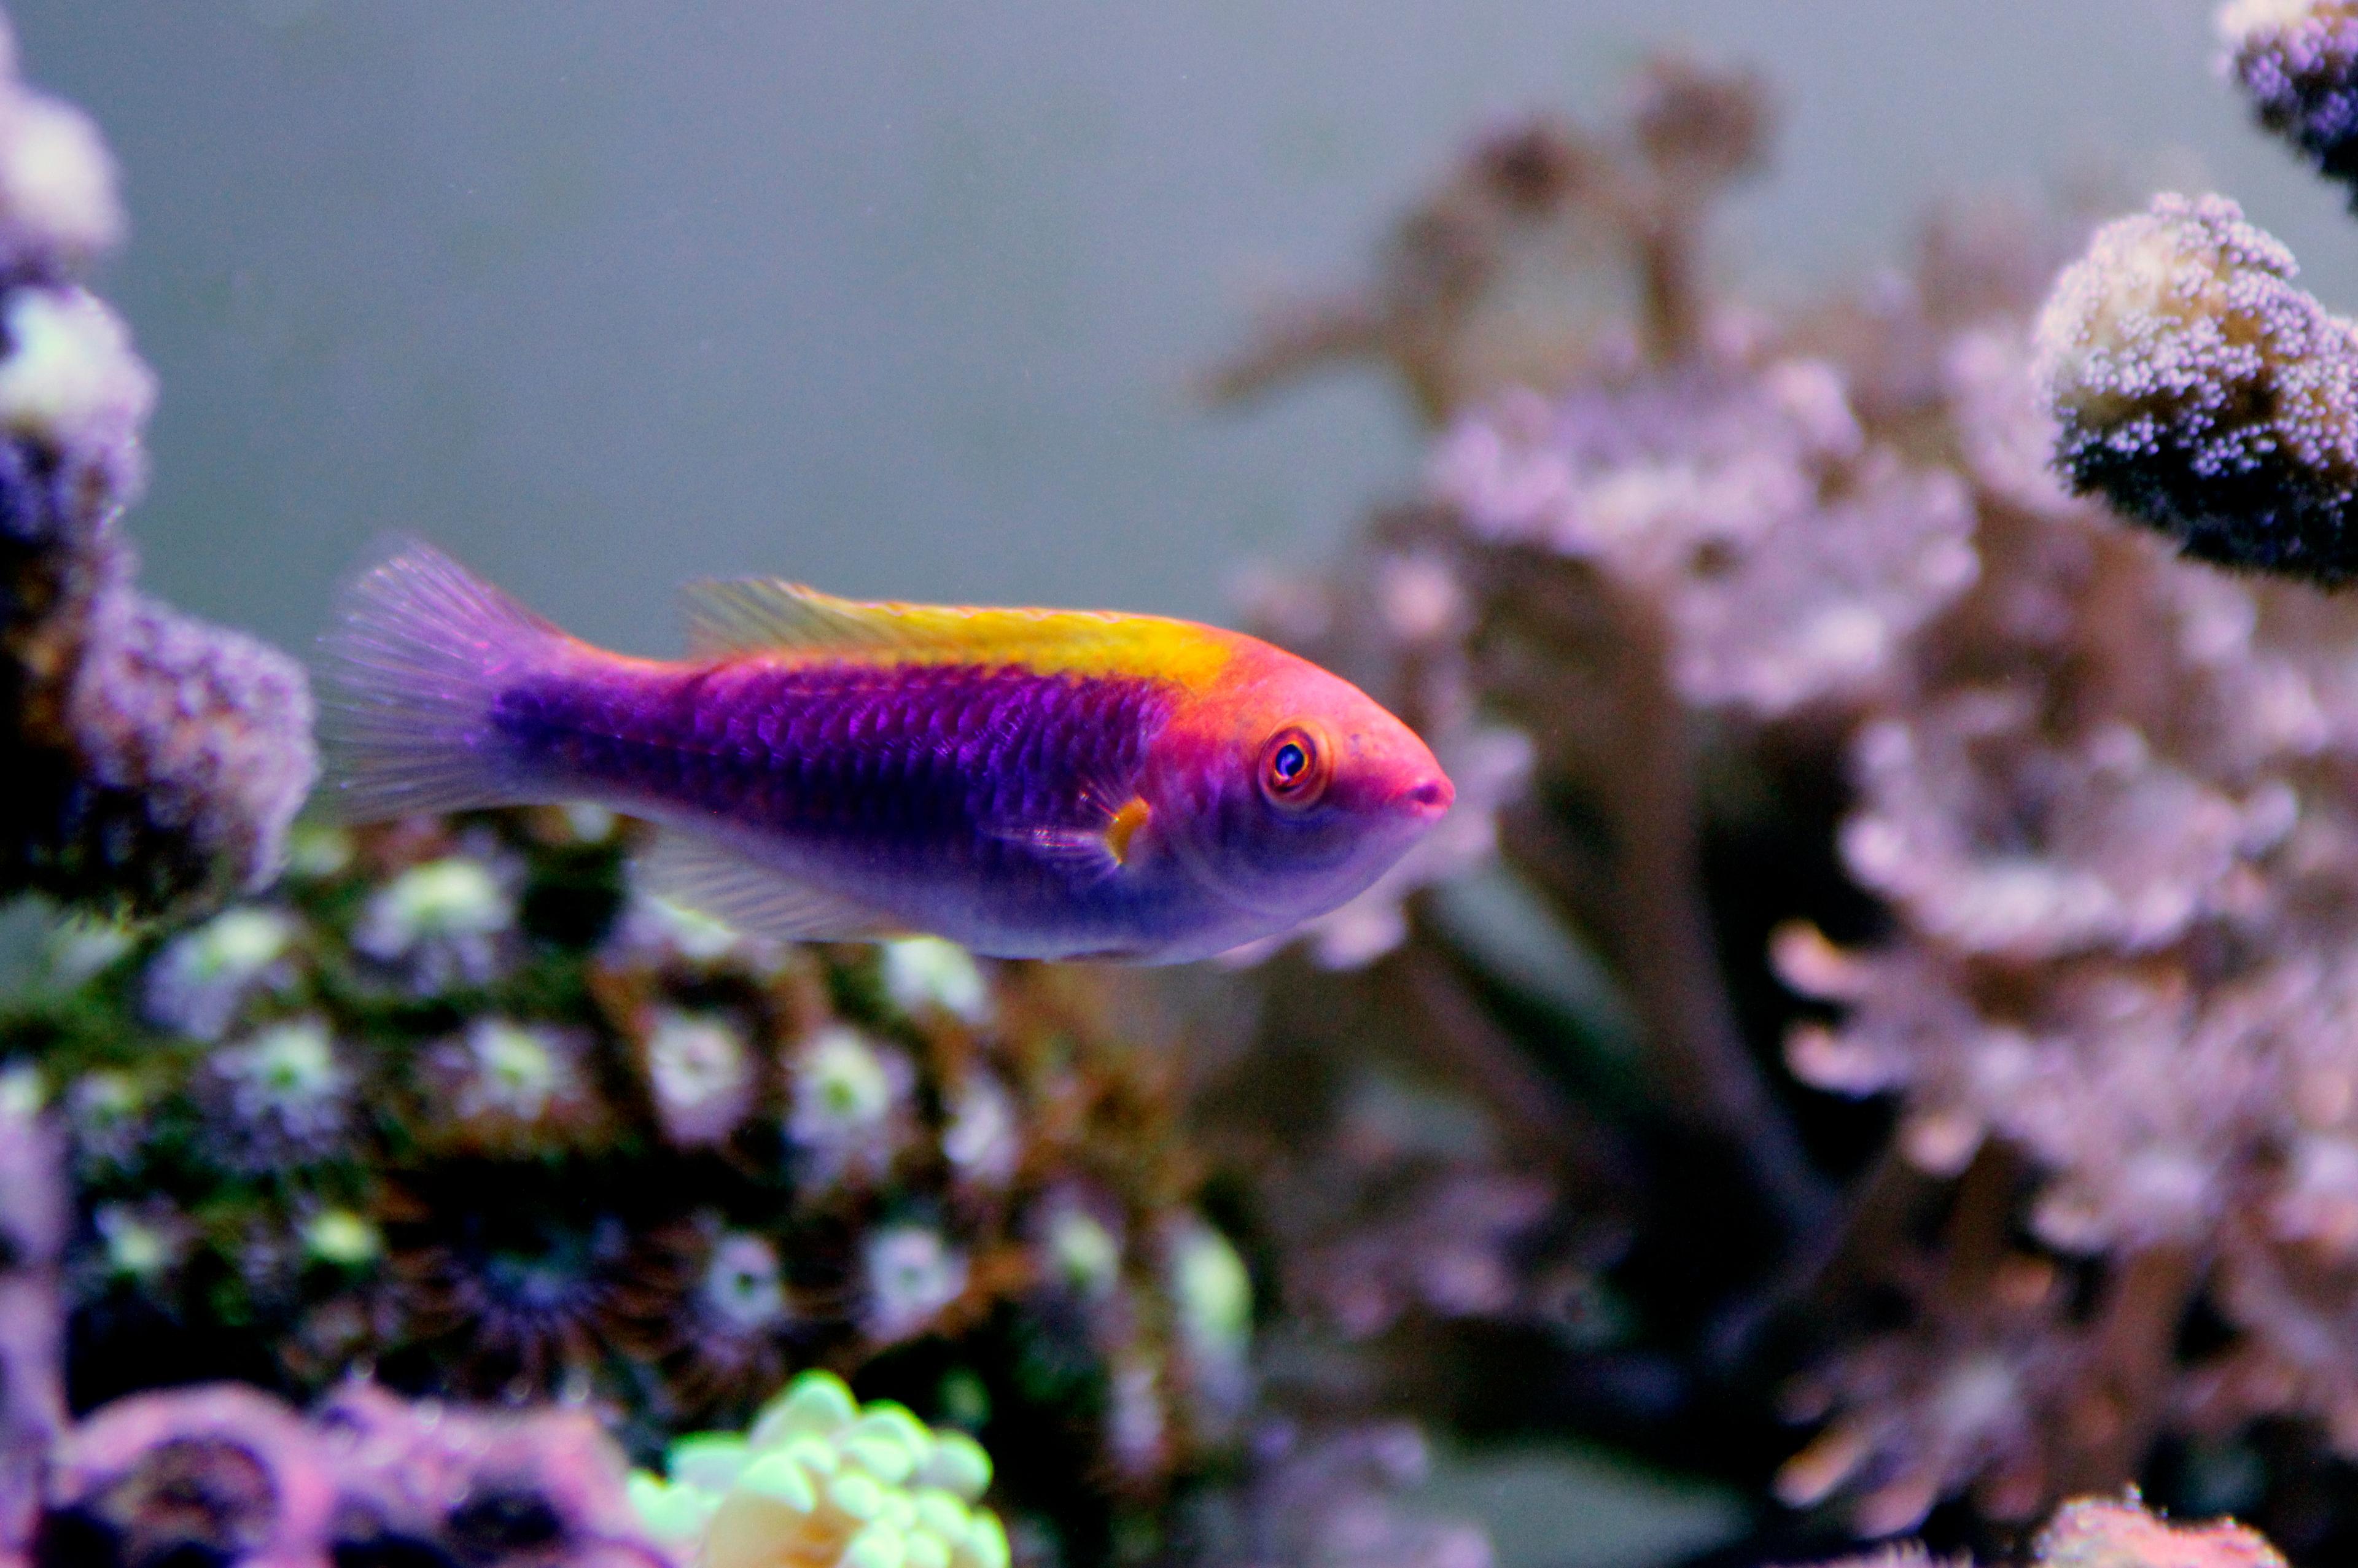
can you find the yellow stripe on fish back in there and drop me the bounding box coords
[680,577,1240,688]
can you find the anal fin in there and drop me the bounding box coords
[637,829,905,944]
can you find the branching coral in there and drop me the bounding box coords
[1201,15,2358,1559]
[1203,55,1770,422]
[1747,10,2358,1549]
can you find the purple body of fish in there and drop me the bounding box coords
[491,657,1187,944]
[494,660,1165,847]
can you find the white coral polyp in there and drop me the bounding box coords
[0,286,152,453]
[0,91,122,263]
[2219,0,2334,45]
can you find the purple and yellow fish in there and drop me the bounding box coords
[322,544,1453,963]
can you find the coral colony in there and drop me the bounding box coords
[34,6,2358,1568]
[0,28,312,920]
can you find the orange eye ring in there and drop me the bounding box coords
[1258,723,1333,810]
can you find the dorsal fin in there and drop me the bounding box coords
[677,578,1237,684]
[682,578,912,656]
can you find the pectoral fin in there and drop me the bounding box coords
[637,829,905,944]
[982,793,1149,885]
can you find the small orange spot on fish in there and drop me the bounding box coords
[1105,796,1151,866]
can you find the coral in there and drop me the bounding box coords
[1748,56,2358,1532]
[33,1378,667,1567]
[1785,1494,2292,1566]
[8,806,1241,1561]
[628,1369,1008,1568]
[139,907,298,1043]
[416,1017,607,1158]
[313,1380,663,1567]
[1768,324,2358,1532]
[785,1027,915,1193]
[199,1018,352,1174]
[351,849,520,993]
[0,1069,63,1561]
[2033,1496,2286,1568]
[1204,25,2358,1560]
[1433,359,1979,722]
[37,1383,336,1568]
[2223,1,2358,203]
[617,1217,796,1417]
[0,19,313,917]
[860,1224,970,1347]
[2033,194,2358,584]
[0,56,119,278]
[1202,54,1770,422]
[637,1007,760,1151]
[1178,1420,1491,1568]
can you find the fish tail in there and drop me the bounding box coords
[318,539,566,821]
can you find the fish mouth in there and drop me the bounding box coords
[1393,773,1454,821]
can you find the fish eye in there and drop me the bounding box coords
[1258,724,1331,810]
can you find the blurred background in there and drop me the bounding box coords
[7,0,2332,651]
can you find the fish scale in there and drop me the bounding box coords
[492,659,1170,866]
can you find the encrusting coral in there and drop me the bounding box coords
[34,1378,672,1567]
[0,15,312,919]
[2,805,1244,1564]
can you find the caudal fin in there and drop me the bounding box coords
[318,540,565,822]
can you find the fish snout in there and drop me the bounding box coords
[1395,770,1454,822]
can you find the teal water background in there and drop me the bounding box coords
[12,1,2333,656]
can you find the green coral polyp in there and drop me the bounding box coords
[633,1370,1008,1568]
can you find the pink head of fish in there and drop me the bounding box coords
[1124,637,1454,954]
